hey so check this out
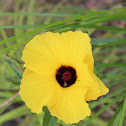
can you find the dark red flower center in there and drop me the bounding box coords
[56,66,77,87]
[62,72,71,81]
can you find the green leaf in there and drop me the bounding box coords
[0,105,28,125]
[5,58,22,82]
[0,38,32,54]
[90,87,126,110]
[107,101,124,126]
[0,6,126,46]
[93,39,126,48]
[91,38,122,44]
[0,12,80,17]
[118,97,126,126]
[82,25,126,32]
[83,92,126,126]
[95,62,126,68]
[43,107,57,126]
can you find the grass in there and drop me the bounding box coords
[0,0,126,126]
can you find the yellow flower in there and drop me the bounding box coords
[19,31,109,124]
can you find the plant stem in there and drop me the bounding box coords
[0,92,19,108]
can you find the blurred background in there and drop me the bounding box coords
[0,0,126,126]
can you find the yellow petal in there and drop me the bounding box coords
[57,31,92,65]
[22,32,61,75]
[48,85,91,124]
[19,69,62,113]
[75,62,109,101]
[84,53,94,73]
[22,31,92,74]
[85,72,109,101]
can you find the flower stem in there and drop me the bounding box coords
[0,92,19,108]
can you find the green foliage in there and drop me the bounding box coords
[0,105,28,125]
[107,101,124,126]
[5,58,22,81]
[43,107,57,126]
